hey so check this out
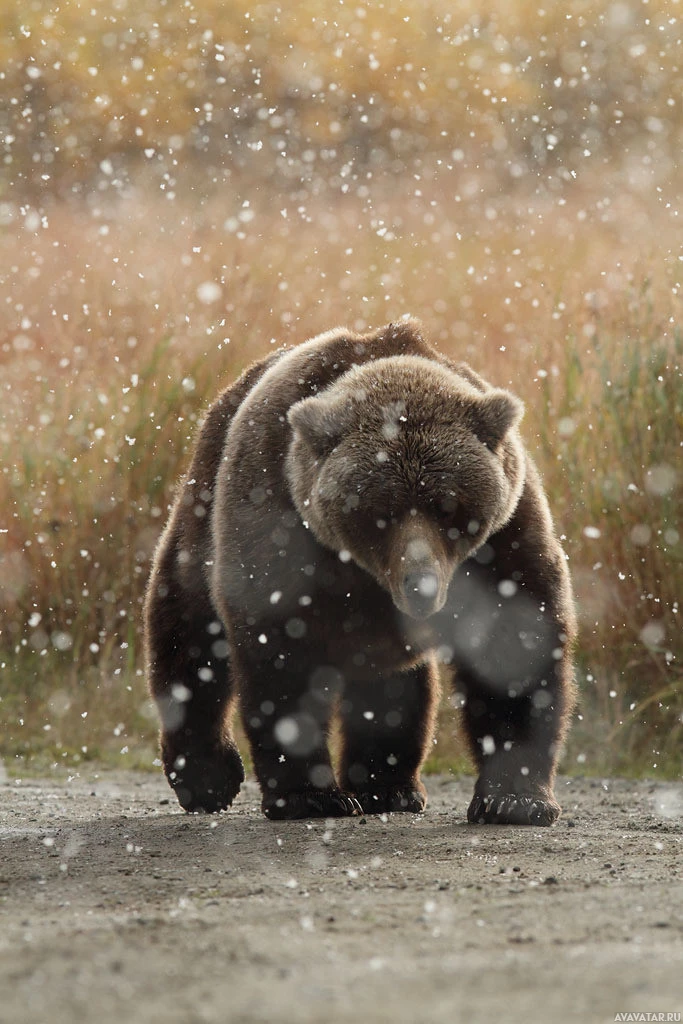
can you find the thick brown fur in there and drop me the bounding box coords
[145,320,576,824]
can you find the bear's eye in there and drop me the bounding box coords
[435,498,458,524]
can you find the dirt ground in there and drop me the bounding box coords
[0,770,681,1024]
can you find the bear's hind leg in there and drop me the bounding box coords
[145,542,244,813]
[338,662,439,814]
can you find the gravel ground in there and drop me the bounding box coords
[1,769,682,1024]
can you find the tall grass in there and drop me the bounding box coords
[535,311,682,773]
[1,186,681,777]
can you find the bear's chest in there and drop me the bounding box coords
[226,548,434,677]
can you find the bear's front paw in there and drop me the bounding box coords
[262,788,362,820]
[163,743,245,813]
[467,791,560,826]
[354,784,427,815]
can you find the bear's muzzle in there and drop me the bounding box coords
[388,524,450,620]
[401,569,443,619]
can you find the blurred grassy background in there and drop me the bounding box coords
[1,0,681,780]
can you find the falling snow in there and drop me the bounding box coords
[0,0,681,781]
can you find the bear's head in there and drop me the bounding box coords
[286,356,525,620]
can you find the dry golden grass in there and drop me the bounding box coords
[1,178,681,777]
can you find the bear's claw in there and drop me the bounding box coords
[262,789,363,820]
[467,791,560,826]
[354,785,427,815]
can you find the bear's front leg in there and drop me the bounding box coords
[236,653,362,820]
[447,557,576,826]
[338,663,440,814]
[458,672,570,826]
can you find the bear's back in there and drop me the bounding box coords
[222,318,490,474]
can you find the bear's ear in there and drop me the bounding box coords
[472,389,524,450]
[288,394,355,456]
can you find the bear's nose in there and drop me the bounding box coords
[402,571,440,618]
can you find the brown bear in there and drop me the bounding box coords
[144,319,576,825]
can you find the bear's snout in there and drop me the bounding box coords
[388,527,449,620]
[401,570,441,619]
